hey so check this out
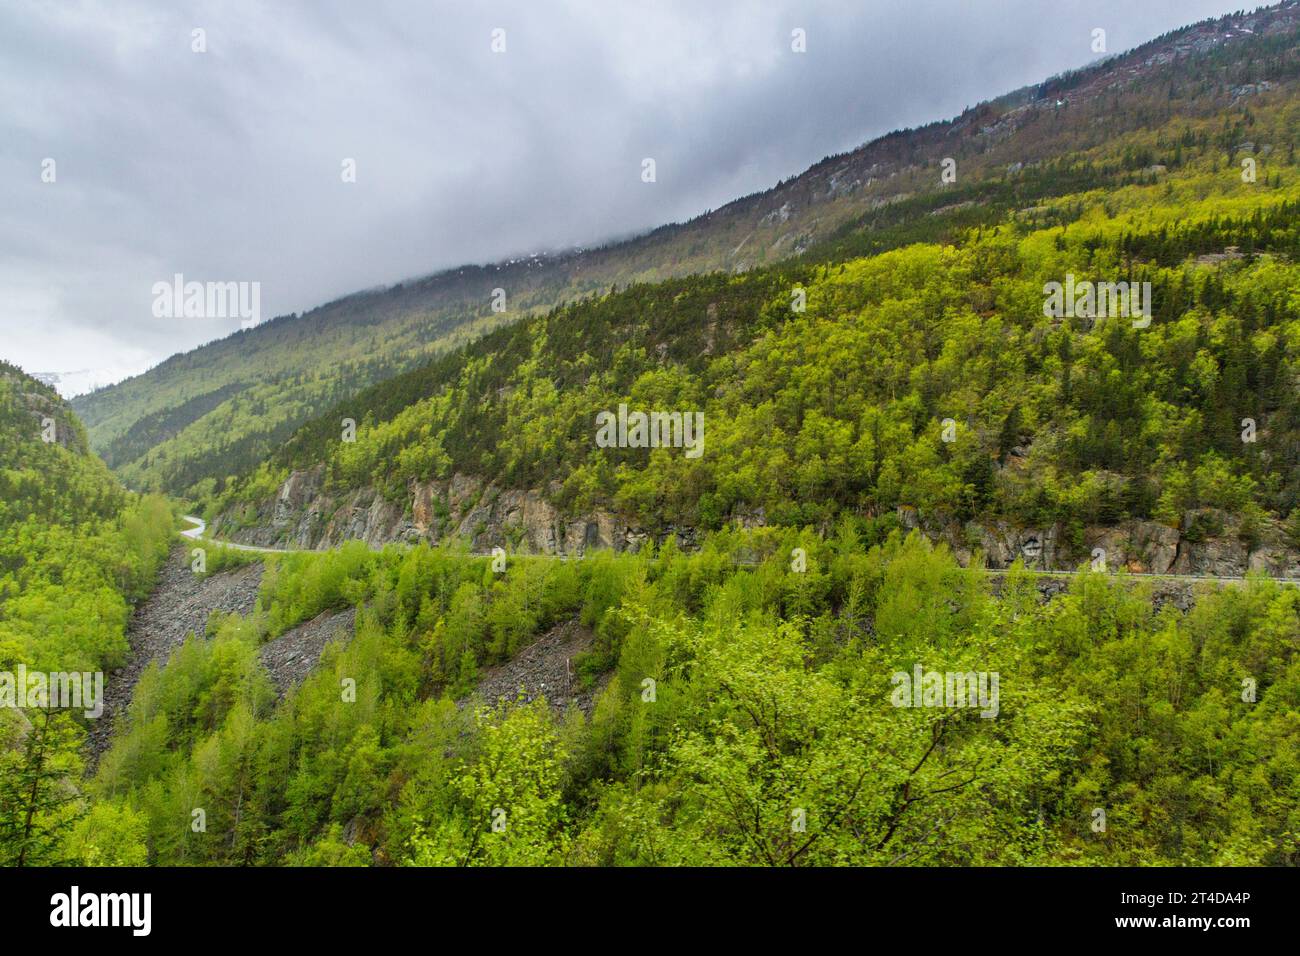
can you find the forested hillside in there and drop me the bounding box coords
[9,2,1300,872]
[85,528,1300,865]
[9,363,1296,868]
[75,2,1300,504]
[207,102,1300,575]
[0,363,173,864]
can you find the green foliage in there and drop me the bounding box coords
[81,9,1300,512]
[0,367,174,673]
[406,700,568,866]
[0,364,174,865]
[214,167,1300,545]
[0,711,85,866]
[14,10,1300,869]
[68,528,1300,867]
[66,801,150,866]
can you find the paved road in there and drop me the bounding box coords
[181,515,292,554]
[980,567,1300,586]
[180,515,1300,586]
[181,514,498,558]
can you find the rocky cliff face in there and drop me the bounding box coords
[899,506,1300,578]
[214,468,1300,578]
[2,364,88,455]
[211,466,696,555]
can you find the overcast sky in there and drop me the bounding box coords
[1,0,1267,396]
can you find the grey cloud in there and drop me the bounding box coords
[0,0,1266,394]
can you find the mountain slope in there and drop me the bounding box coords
[206,166,1300,573]
[31,3,1300,873]
[0,361,174,866]
[73,1,1300,499]
[0,360,173,674]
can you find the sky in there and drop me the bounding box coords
[0,0,1270,396]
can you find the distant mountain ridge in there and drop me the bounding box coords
[70,0,1300,499]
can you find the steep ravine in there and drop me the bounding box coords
[88,546,357,764]
[88,547,264,760]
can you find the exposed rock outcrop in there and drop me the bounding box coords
[1,364,87,455]
[917,507,1298,578]
[989,573,1201,613]
[214,467,1300,579]
[213,469,689,556]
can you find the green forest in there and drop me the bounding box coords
[4,4,1300,871]
[0,363,173,864]
[75,4,1300,506]
[75,531,1300,865]
[210,137,1300,548]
